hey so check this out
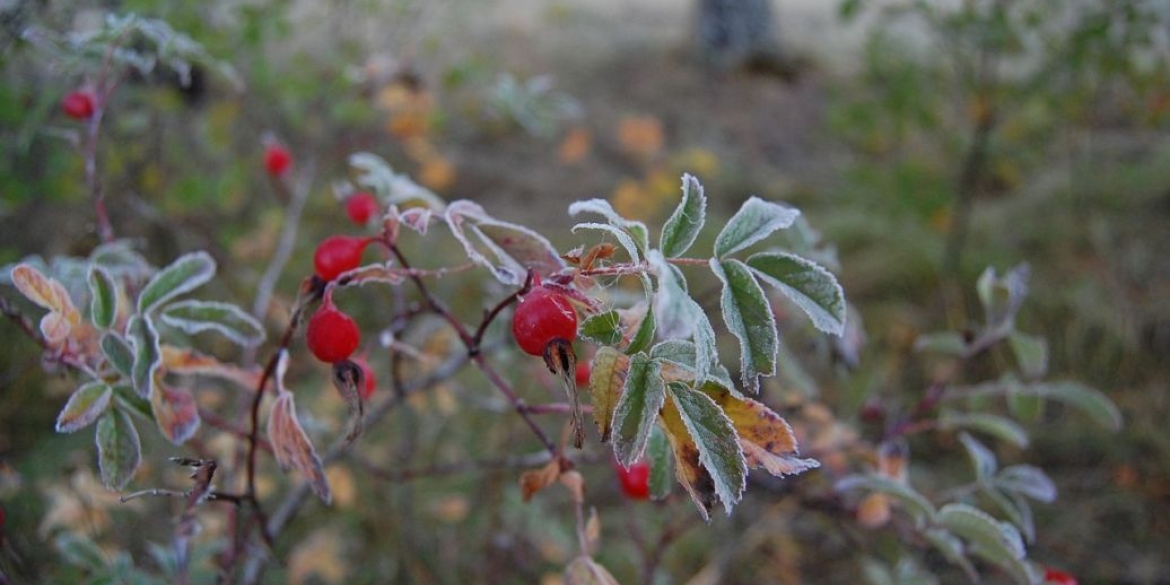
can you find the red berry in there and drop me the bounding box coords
[62,90,95,120]
[264,144,292,176]
[345,192,380,225]
[615,459,651,500]
[1043,568,1077,585]
[575,362,591,387]
[313,235,370,281]
[353,356,377,400]
[306,299,360,364]
[511,285,577,357]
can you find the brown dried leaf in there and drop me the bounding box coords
[267,352,331,503]
[559,470,585,504]
[704,385,819,477]
[520,457,563,503]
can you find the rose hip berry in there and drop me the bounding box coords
[62,90,95,120]
[314,235,371,281]
[615,459,651,500]
[575,361,591,387]
[1043,568,1077,585]
[264,144,292,176]
[354,356,377,400]
[306,296,360,364]
[345,192,379,225]
[511,282,577,357]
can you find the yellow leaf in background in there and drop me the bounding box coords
[559,126,592,165]
[610,178,651,221]
[326,465,357,508]
[618,115,664,160]
[588,347,629,443]
[404,136,438,162]
[419,156,455,191]
[674,148,720,178]
[38,468,127,538]
[288,528,348,585]
[430,495,470,523]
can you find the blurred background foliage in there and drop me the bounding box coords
[1,0,1168,583]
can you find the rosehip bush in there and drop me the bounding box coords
[0,9,1134,585]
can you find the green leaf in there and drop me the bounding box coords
[711,259,778,393]
[101,333,134,378]
[835,473,937,526]
[568,198,650,258]
[647,424,673,500]
[626,303,656,355]
[713,196,800,258]
[112,384,153,421]
[942,411,1029,448]
[985,486,1036,544]
[957,432,998,480]
[572,222,642,264]
[56,381,112,433]
[667,382,747,515]
[588,347,628,442]
[127,315,160,399]
[923,528,979,582]
[976,264,1030,330]
[612,353,666,467]
[650,340,736,390]
[995,465,1056,503]
[914,332,968,356]
[137,251,216,314]
[651,252,693,340]
[1009,331,1048,380]
[55,532,109,571]
[746,251,846,336]
[937,503,1026,564]
[96,409,142,490]
[160,300,265,347]
[88,267,118,329]
[685,296,720,384]
[579,310,623,346]
[659,173,707,258]
[1024,381,1122,431]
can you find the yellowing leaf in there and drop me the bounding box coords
[161,345,262,390]
[704,385,819,477]
[588,347,628,442]
[11,264,79,320]
[11,264,81,345]
[151,380,200,445]
[659,399,718,521]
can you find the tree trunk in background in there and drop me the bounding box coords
[695,0,785,72]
